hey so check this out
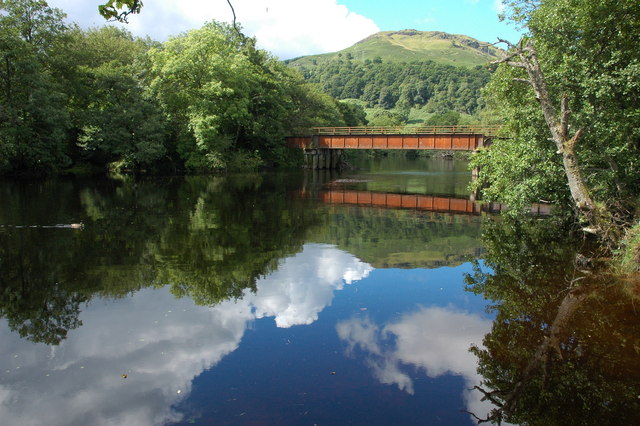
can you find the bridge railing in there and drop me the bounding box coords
[311,126,501,136]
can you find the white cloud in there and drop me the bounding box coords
[494,0,506,14]
[47,0,380,59]
[0,243,371,425]
[336,306,495,421]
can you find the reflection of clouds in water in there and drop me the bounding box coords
[0,244,371,426]
[0,291,252,426]
[337,306,493,420]
[250,244,372,327]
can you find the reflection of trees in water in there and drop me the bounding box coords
[0,228,87,345]
[0,174,320,345]
[313,205,483,269]
[465,217,640,424]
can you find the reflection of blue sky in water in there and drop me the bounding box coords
[337,307,493,421]
[0,243,494,425]
[0,244,372,426]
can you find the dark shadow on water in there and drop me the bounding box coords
[464,216,640,424]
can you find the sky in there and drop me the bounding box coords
[47,0,523,60]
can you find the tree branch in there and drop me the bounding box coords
[491,51,521,65]
[98,1,143,23]
[462,409,490,423]
[560,95,570,139]
[565,128,584,153]
[496,37,518,50]
[472,385,505,407]
[226,0,240,35]
[506,61,528,69]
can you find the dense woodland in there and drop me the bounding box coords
[287,57,492,116]
[0,0,361,176]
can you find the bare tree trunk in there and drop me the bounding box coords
[495,39,603,236]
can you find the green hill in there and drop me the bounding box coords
[286,30,503,69]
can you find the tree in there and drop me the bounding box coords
[493,38,600,233]
[425,110,460,126]
[368,110,404,127]
[474,0,640,241]
[65,27,167,171]
[0,0,66,47]
[337,100,367,126]
[149,22,262,170]
[149,21,345,171]
[0,0,71,175]
[293,58,490,115]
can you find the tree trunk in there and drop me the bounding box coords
[496,39,604,236]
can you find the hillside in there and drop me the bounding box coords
[286,30,503,69]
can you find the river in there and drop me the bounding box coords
[1,156,639,425]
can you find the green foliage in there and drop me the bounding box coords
[0,174,321,342]
[368,110,405,127]
[65,27,167,170]
[616,222,640,275]
[0,0,66,48]
[312,205,483,269]
[424,110,461,126]
[478,0,640,218]
[1,2,348,176]
[149,21,344,171]
[98,0,142,22]
[465,216,579,315]
[337,100,368,126]
[290,57,491,115]
[470,65,569,212]
[0,0,71,175]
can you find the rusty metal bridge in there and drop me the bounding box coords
[286,126,498,169]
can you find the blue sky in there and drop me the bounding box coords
[343,0,521,43]
[48,0,522,59]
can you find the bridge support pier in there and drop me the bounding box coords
[304,149,342,170]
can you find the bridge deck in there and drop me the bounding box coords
[287,126,498,151]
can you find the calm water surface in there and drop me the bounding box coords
[1,157,639,425]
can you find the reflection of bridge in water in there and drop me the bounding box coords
[301,189,551,216]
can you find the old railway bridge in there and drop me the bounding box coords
[286,126,499,169]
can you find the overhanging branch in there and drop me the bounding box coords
[512,78,532,85]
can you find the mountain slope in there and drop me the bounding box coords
[286,30,503,68]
